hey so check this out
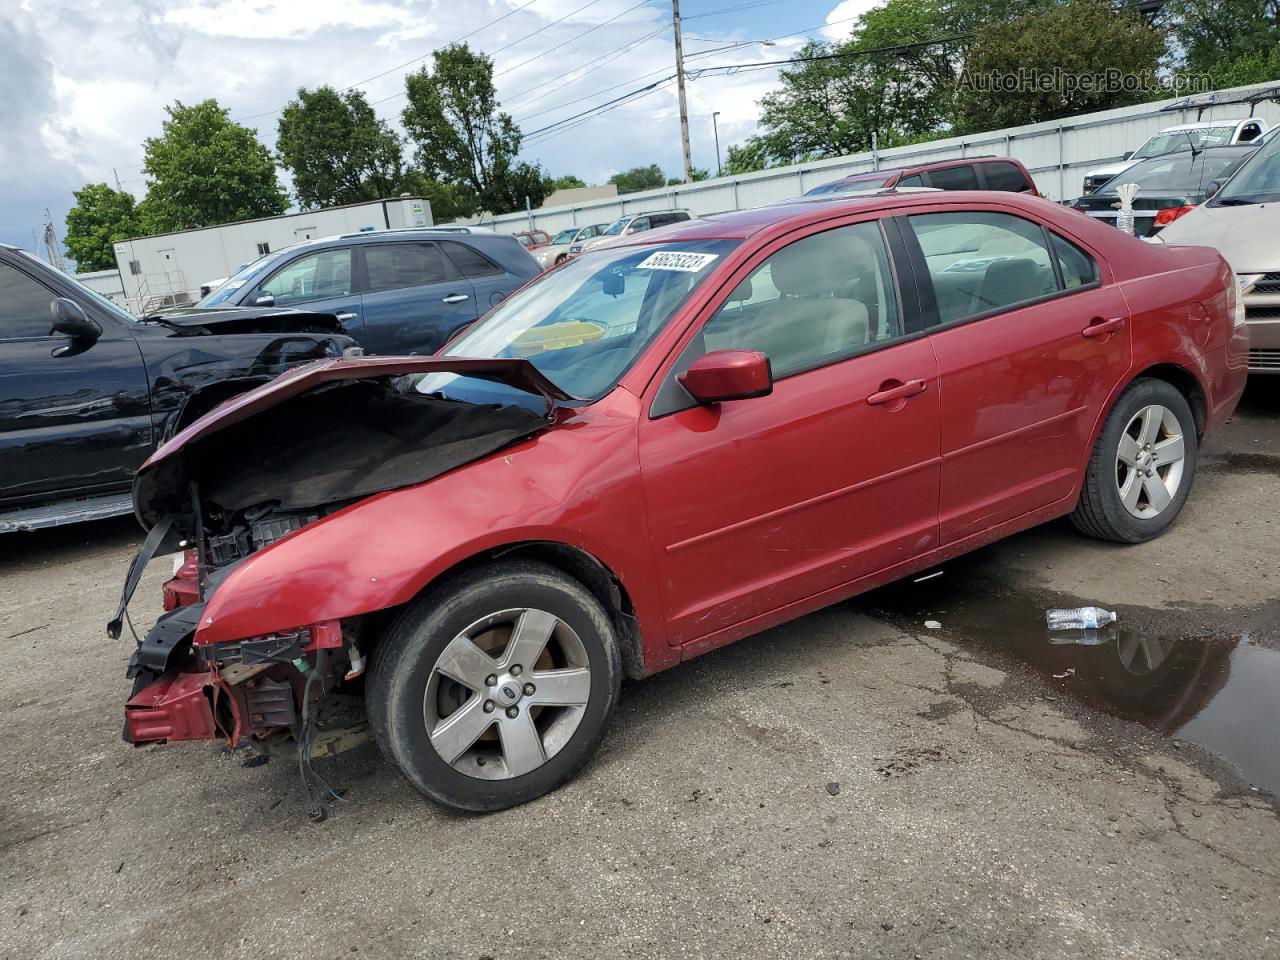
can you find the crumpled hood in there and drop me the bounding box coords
[133,355,574,537]
[1154,202,1278,272]
[143,305,347,336]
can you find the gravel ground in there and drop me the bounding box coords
[1,383,1277,960]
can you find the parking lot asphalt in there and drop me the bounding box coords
[1,384,1278,960]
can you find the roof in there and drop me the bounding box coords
[1159,118,1265,131]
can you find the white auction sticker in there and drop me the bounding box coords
[635,251,719,272]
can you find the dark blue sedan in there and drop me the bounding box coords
[197,229,540,355]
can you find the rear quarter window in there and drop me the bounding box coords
[926,165,980,190]
[981,161,1032,192]
[441,241,504,278]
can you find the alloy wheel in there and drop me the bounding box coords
[423,608,592,780]
[1115,404,1186,520]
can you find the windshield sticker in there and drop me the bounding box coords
[636,251,719,272]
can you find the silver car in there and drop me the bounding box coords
[1152,128,1280,374]
[534,224,608,270]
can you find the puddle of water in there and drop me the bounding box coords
[860,560,1280,796]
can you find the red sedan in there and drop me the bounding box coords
[117,191,1248,812]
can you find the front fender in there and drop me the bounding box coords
[194,394,665,648]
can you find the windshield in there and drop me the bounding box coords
[1100,151,1250,196]
[551,229,578,244]
[410,238,739,403]
[17,250,140,323]
[1133,126,1237,159]
[601,218,630,237]
[1214,129,1280,204]
[806,173,895,195]
[196,251,286,306]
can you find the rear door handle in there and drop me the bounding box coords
[335,312,358,321]
[867,378,927,406]
[1082,316,1126,338]
[442,293,470,304]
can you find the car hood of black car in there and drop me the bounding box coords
[142,305,346,336]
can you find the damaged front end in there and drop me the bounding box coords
[112,355,574,806]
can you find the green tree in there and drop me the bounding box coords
[277,86,405,209]
[724,138,774,175]
[1168,0,1280,86]
[550,174,588,189]
[63,183,141,272]
[609,164,667,193]
[956,0,1166,131]
[401,43,547,215]
[142,99,288,231]
[398,170,477,222]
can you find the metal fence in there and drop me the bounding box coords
[471,79,1280,236]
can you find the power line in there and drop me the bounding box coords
[685,32,974,78]
[682,0,790,20]
[505,24,671,109]
[495,0,656,77]
[524,81,674,146]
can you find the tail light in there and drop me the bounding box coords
[1153,205,1196,227]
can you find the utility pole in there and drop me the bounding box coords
[672,0,693,182]
[712,111,723,177]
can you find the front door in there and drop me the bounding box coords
[248,246,364,343]
[358,241,477,355]
[639,218,941,646]
[901,207,1132,543]
[0,260,152,506]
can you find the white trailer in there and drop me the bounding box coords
[112,196,432,314]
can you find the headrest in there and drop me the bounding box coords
[728,277,753,300]
[769,233,875,295]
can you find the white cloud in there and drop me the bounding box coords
[1,0,806,249]
[819,0,879,41]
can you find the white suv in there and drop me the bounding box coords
[568,210,693,257]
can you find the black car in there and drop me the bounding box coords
[1069,145,1258,237]
[0,244,355,533]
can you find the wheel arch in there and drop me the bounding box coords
[1129,363,1207,437]
[374,540,648,682]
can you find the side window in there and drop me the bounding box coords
[0,263,56,339]
[441,241,503,278]
[625,217,651,234]
[907,211,1058,324]
[982,161,1032,192]
[261,248,353,305]
[698,220,901,379]
[897,174,924,188]
[1051,233,1098,288]
[364,242,454,292]
[927,164,980,190]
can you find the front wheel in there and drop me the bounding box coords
[1070,378,1197,543]
[367,560,622,812]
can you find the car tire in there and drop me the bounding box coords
[555,254,567,265]
[1070,378,1198,544]
[367,560,622,812]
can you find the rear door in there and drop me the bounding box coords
[358,241,476,355]
[0,258,152,506]
[440,240,520,316]
[901,206,1131,544]
[639,216,941,646]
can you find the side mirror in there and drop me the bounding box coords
[679,350,773,404]
[248,291,275,307]
[49,297,102,342]
[1122,151,1133,161]
[1204,179,1223,199]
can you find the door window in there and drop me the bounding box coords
[697,220,901,379]
[0,263,55,339]
[898,174,924,188]
[982,161,1032,192]
[441,241,503,278]
[625,217,651,234]
[927,165,981,190]
[907,212,1058,324]
[364,242,455,292]
[261,248,353,305]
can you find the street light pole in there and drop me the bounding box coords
[712,111,722,177]
[672,0,694,182]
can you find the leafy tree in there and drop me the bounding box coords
[277,86,405,209]
[63,183,141,272]
[955,0,1165,130]
[399,169,478,222]
[724,138,774,175]
[609,164,667,193]
[401,43,548,215]
[141,99,288,231]
[550,174,587,189]
[667,167,710,185]
[1168,0,1280,85]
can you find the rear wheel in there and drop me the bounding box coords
[1070,378,1197,543]
[554,253,568,265]
[368,560,622,811]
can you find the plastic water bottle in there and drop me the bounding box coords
[1045,607,1117,630]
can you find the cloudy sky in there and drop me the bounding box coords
[1,0,880,256]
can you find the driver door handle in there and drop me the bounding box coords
[442,293,470,304]
[335,312,358,321]
[1082,316,1126,338]
[867,378,927,406]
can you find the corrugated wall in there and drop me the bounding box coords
[473,80,1280,235]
